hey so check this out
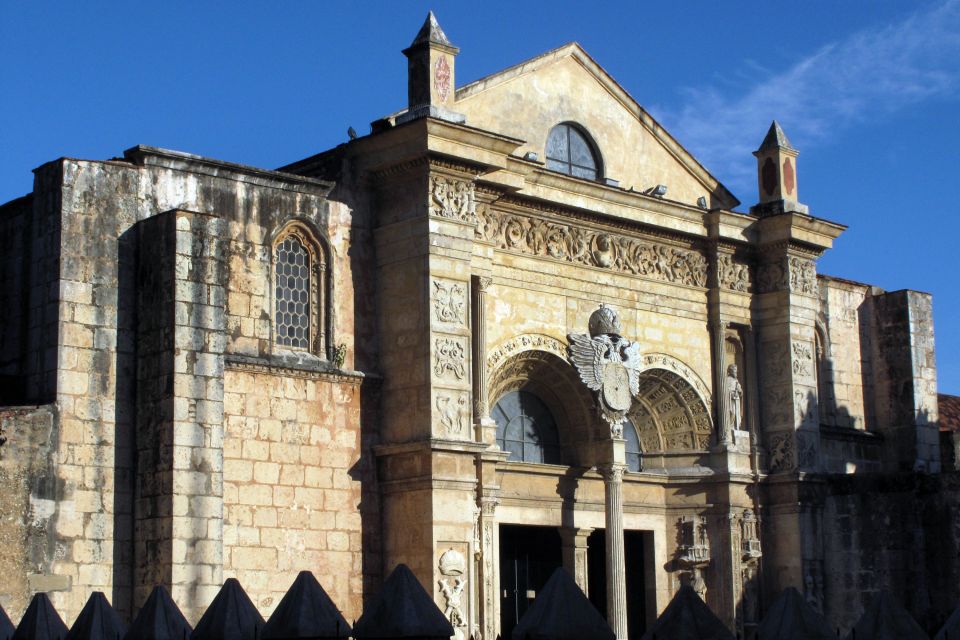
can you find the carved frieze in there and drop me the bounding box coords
[476,207,708,287]
[430,175,476,223]
[761,342,791,384]
[796,429,817,469]
[435,390,469,438]
[432,279,467,326]
[762,387,792,426]
[434,337,467,380]
[717,254,752,292]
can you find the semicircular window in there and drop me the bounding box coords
[492,390,562,464]
[545,123,601,180]
[625,420,643,472]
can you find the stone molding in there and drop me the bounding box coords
[224,354,368,385]
[486,333,568,373]
[476,207,708,288]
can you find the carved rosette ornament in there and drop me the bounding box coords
[568,305,642,438]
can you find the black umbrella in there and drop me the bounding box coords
[845,591,928,640]
[124,586,192,640]
[261,572,350,640]
[0,602,15,640]
[13,593,68,640]
[934,601,960,640]
[512,567,614,640]
[640,585,734,640]
[191,579,265,640]
[353,564,453,640]
[756,588,833,640]
[66,592,126,640]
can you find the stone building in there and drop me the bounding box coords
[0,12,953,639]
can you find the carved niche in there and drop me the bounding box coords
[476,206,708,287]
[430,175,476,223]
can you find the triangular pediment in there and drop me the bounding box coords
[454,43,739,209]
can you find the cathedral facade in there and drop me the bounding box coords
[0,13,951,639]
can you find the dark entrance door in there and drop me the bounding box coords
[586,529,648,638]
[499,525,562,639]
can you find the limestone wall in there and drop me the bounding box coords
[821,472,960,635]
[221,369,370,621]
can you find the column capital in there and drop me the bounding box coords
[473,274,493,292]
[598,462,626,483]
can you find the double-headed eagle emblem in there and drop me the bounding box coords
[568,304,642,437]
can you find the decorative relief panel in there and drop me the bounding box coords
[475,207,708,287]
[435,390,469,438]
[434,337,468,381]
[717,254,751,292]
[768,432,794,472]
[430,175,476,223]
[789,257,817,294]
[432,279,467,326]
[761,343,790,384]
[762,387,792,426]
[791,341,814,380]
[757,255,817,294]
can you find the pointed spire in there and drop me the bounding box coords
[353,564,453,639]
[757,120,795,152]
[408,11,454,49]
[125,586,192,640]
[191,579,265,640]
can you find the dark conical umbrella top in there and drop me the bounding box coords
[845,591,928,640]
[262,572,350,640]
[353,564,453,640]
[935,601,960,640]
[12,593,68,640]
[640,585,734,640]
[192,579,265,640]
[66,592,127,640]
[511,567,614,640]
[124,586,192,640]
[0,603,15,640]
[757,588,833,640]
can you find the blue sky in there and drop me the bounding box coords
[1,1,958,394]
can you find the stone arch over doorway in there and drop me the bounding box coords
[627,355,713,452]
[487,335,598,465]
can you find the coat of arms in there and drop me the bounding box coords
[568,304,641,437]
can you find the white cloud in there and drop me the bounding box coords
[653,0,960,199]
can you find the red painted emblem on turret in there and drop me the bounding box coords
[435,57,451,103]
[783,157,795,196]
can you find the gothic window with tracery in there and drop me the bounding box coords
[545,123,602,180]
[273,223,328,355]
[492,390,562,464]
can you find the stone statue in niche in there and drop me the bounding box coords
[804,573,822,613]
[568,304,642,438]
[727,364,744,432]
[742,565,759,623]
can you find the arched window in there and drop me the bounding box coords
[625,420,643,472]
[492,390,561,464]
[545,123,601,180]
[273,222,328,355]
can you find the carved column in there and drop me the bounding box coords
[600,463,628,640]
[478,496,500,640]
[472,275,497,444]
[560,527,593,596]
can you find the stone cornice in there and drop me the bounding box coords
[224,353,374,385]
